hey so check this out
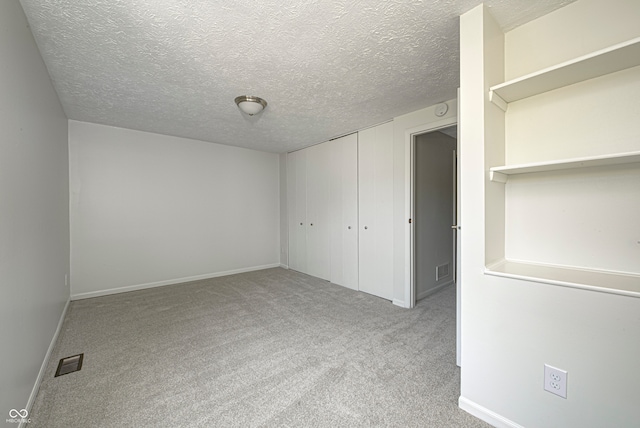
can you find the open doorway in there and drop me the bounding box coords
[409,124,461,367]
[412,126,457,304]
[403,112,460,366]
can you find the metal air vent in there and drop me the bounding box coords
[436,263,450,281]
[55,353,84,377]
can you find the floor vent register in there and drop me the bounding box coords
[55,353,84,377]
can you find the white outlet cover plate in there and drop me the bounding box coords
[544,364,567,398]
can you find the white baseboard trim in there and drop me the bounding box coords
[332,282,358,291]
[392,298,407,308]
[71,263,282,300]
[459,396,524,428]
[416,280,454,301]
[21,298,70,428]
[279,264,289,269]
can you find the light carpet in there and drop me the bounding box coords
[30,268,488,427]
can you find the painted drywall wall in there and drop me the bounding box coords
[503,1,640,274]
[279,153,289,268]
[502,0,640,275]
[414,131,456,300]
[392,99,458,307]
[459,2,640,428]
[69,121,280,298]
[0,0,70,416]
[504,0,640,81]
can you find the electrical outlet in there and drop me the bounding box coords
[544,364,567,398]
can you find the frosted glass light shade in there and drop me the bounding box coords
[235,95,267,116]
[238,101,264,115]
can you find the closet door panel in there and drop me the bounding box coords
[358,122,394,300]
[329,134,359,290]
[305,143,331,280]
[292,149,308,274]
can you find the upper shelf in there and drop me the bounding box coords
[489,37,640,110]
[490,151,640,183]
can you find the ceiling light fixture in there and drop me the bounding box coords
[234,95,267,116]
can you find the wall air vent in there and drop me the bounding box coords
[436,263,450,281]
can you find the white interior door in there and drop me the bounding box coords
[306,142,331,280]
[329,133,358,290]
[358,122,394,300]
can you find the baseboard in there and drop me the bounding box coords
[279,264,289,269]
[459,396,524,428]
[392,298,407,308]
[331,281,358,292]
[21,298,70,428]
[416,280,454,301]
[71,263,281,300]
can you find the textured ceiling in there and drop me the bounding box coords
[20,0,575,153]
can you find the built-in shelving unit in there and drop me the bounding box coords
[489,37,640,111]
[485,37,640,297]
[485,260,640,298]
[490,150,640,183]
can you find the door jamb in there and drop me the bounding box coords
[403,117,457,309]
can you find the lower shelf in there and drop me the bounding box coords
[485,260,640,298]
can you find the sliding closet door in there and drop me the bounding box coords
[358,122,394,300]
[329,134,359,290]
[305,142,331,280]
[287,149,307,273]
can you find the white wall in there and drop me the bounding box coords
[504,0,640,81]
[69,121,280,298]
[459,2,640,427]
[0,0,70,416]
[279,153,289,268]
[503,0,640,275]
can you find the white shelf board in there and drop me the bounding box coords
[485,260,640,298]
[489,151,640,182]
[489,37,640,106]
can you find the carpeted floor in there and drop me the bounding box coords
[30,268,488,427]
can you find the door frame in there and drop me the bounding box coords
[405,117,461,368]
[403,116,457,309]
[410,128,458,313]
